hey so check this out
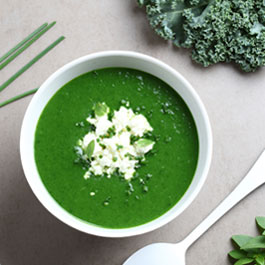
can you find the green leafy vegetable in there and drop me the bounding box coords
[138,0,209,46]
[229,250,248,260]
[85,140,95,159]
[235,258,254,265]
[257,217,265,230]
[229,217,265,265]
[241,236,265,250]
[255,255,265,265]
[232,235,254,248]
[138,0,265,72]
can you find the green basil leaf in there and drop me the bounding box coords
[135,139,154,148]
[232,235,254,248]
[263,231,265,236]
[235,258,254,265]
[85,140,95,159]
[255,255,265,265]
[229,250,247,260]
[241,236,265,250]
[256,217,265,230]
[93,102,109,117]
[246,252,256,258]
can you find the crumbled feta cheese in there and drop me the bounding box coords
[84,171,91,179]
[129,114,153,137]
[112,106,134,132]
[95,117,112,135]
[78,102,155,180]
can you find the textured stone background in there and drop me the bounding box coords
[0,1,265,264]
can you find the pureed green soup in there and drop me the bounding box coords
[34,68,199,228]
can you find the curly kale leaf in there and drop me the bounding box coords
[137,0,210,46]
[138,0,265,72]
[183,0,265,72]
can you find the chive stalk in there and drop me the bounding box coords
[0,36,65,93]
[0,23,48,64]
[0,88,38,108]
[0,22,56,70]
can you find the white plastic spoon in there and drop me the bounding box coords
[124,149,265,265]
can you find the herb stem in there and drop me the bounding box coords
[0,36,65,93]
[0,88,38,108]
[0,22,48,64]
[0,22,56,70]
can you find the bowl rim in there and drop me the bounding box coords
[20,50,212,238]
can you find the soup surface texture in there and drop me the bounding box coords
[34,68,199,228]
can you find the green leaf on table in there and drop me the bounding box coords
[232,235,253,248]
[137,0,148,7]
[228,218,265,265]
[241,236,265,250]
[229,250,247,260]
[256,217,265,230]
[84,140,95,159]
[138,0,265,72]
[234,258,254,265]
[137,0,209,47]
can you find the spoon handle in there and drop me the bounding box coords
[181,149,265,250]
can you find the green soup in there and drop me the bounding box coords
[34,68,199,228]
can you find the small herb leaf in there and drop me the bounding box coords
[135,139,154,148]
[255,255,265,265]
[241,236,265,250]
[85,140,95,159]
[93,102,109,117]
[229,250,247,260]
[234,258,254,265]
[256,217,265,230]
[232,235,253,248]
[229,218,265,265]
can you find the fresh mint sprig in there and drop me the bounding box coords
[229,217,265,265]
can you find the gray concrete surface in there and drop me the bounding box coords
[0,1,265,264]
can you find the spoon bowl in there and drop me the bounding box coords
[123,150,265,265]
[124,243,185,265]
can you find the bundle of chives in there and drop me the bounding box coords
[0,36,65,93]
[0,22,56,70]
[0,88,38,108]
[0,22,65,108]
[0,22,48,64]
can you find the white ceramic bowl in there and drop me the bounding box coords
[20,51,212,238]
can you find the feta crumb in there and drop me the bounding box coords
[129,114,153,137]
[78,102,155,180]
[84,171,91,179]
[90,192,95,196]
